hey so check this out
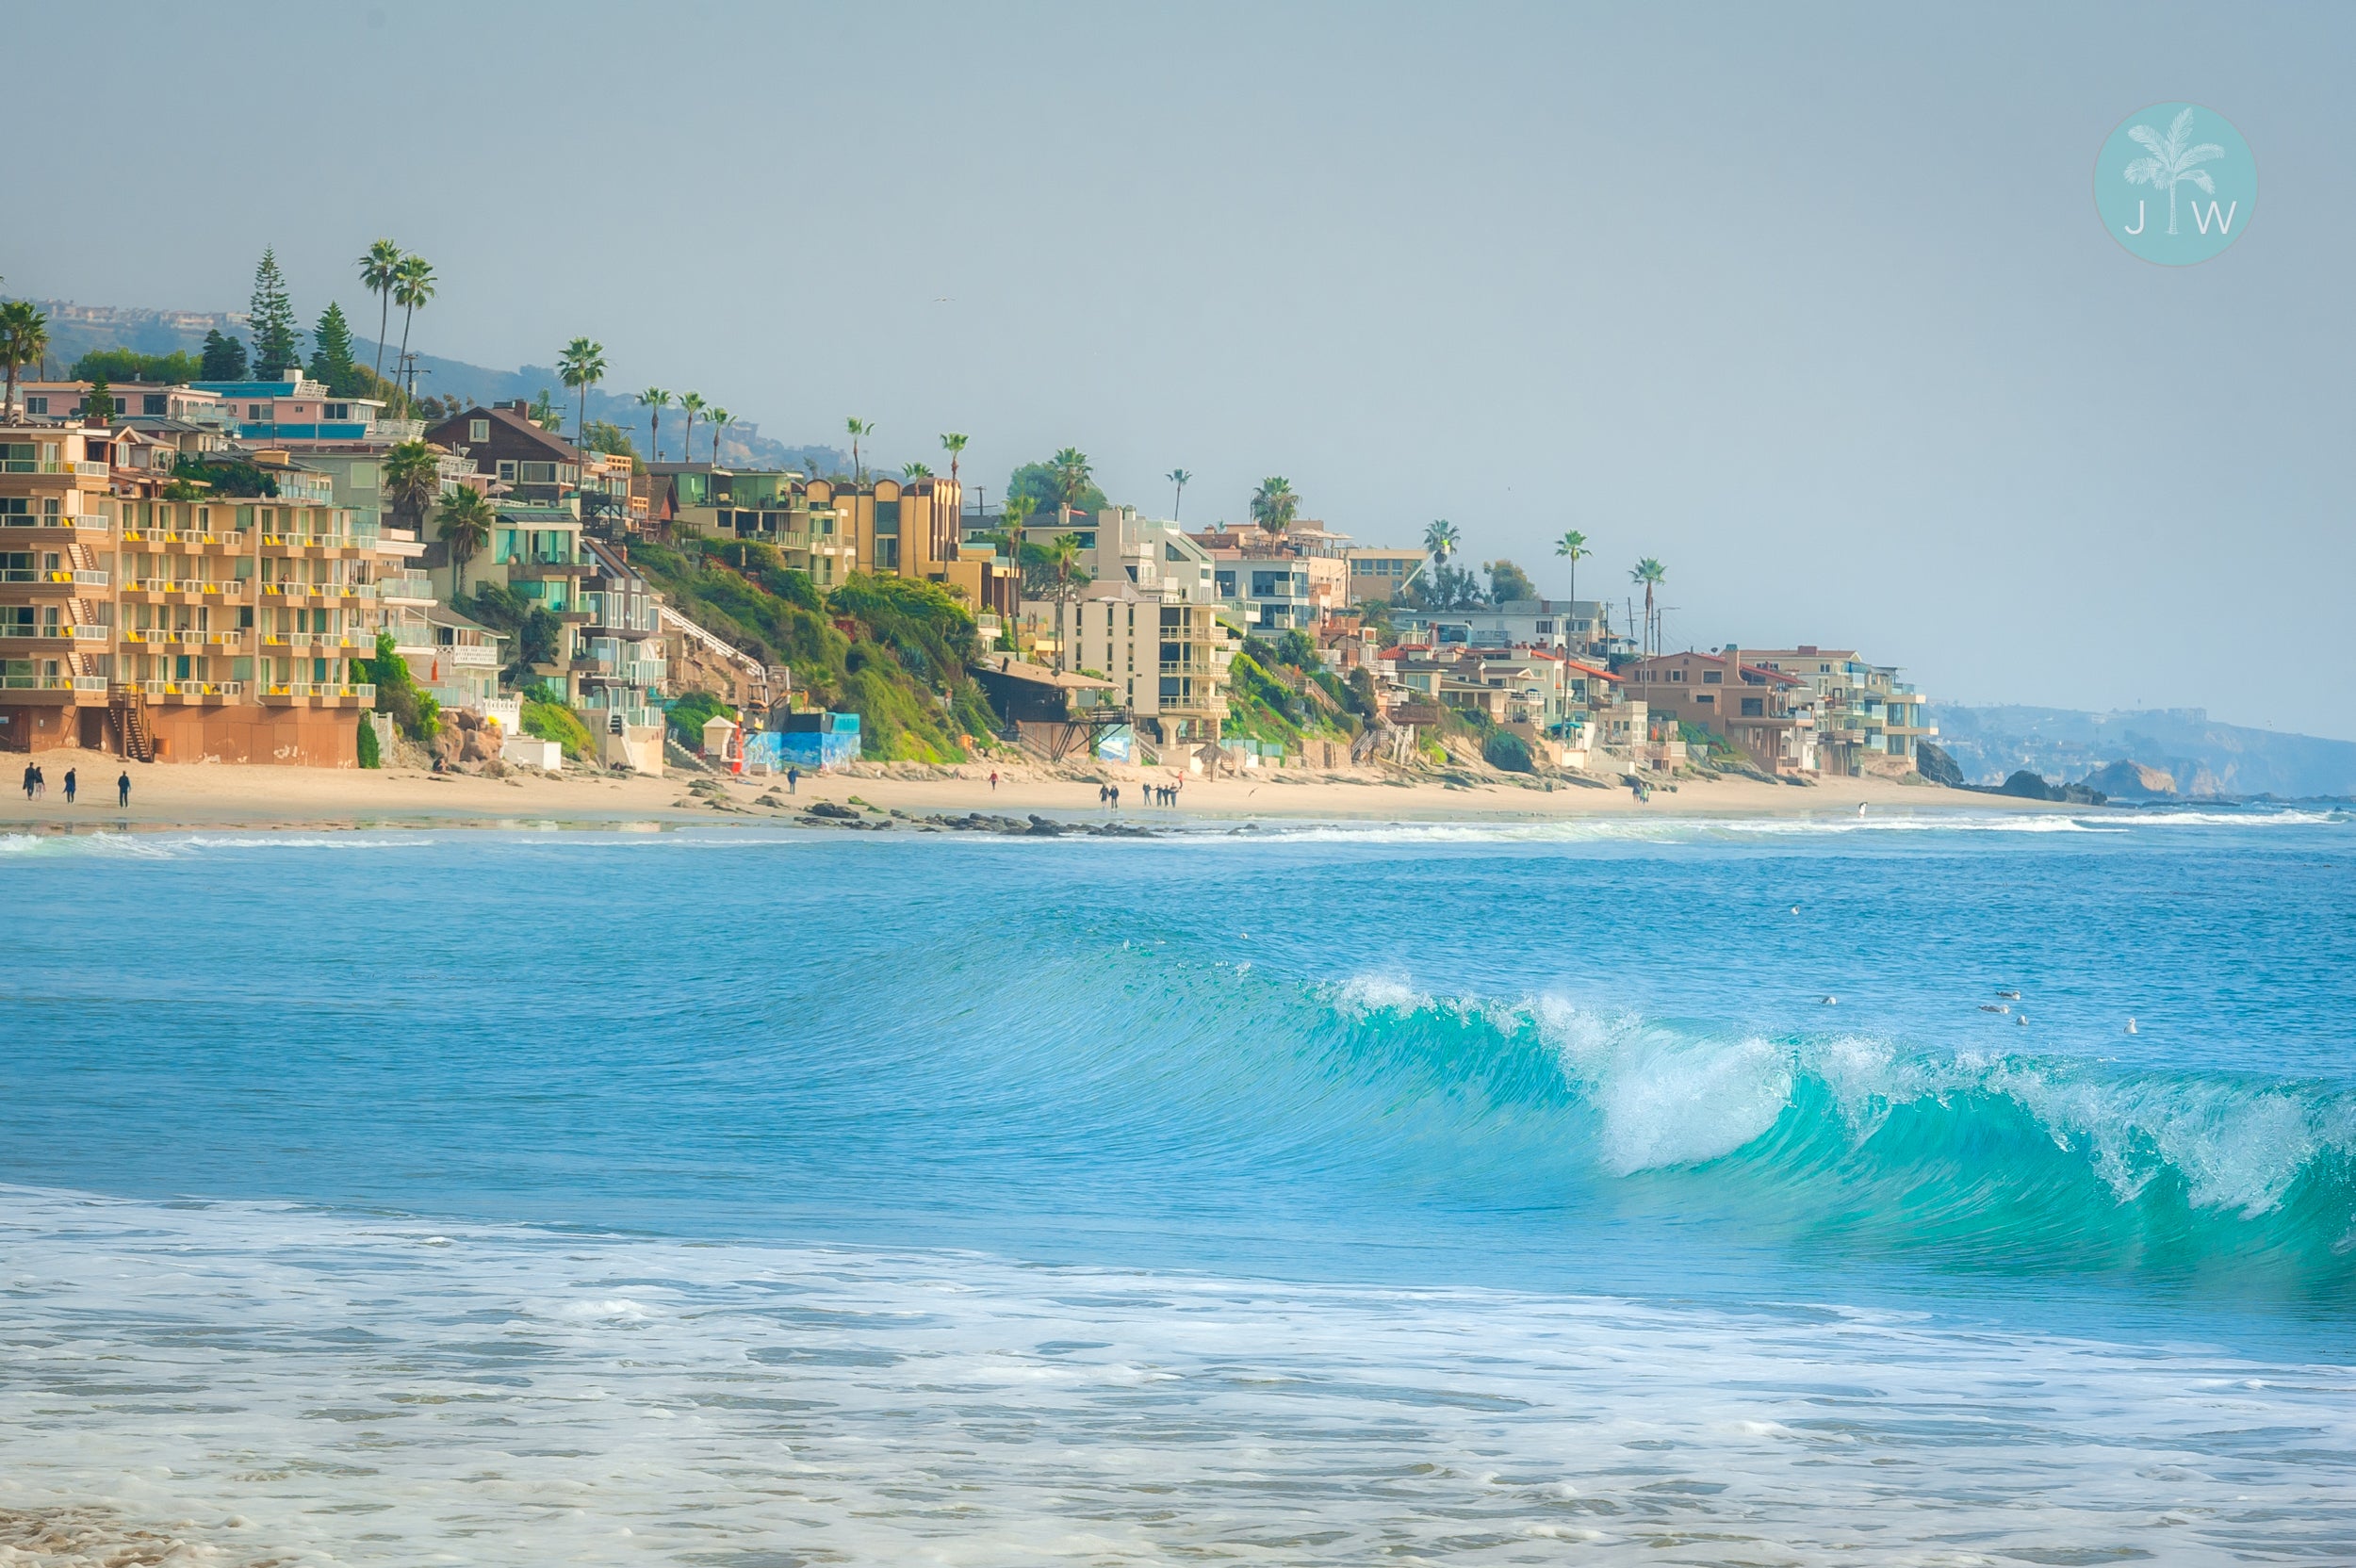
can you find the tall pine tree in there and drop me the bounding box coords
[306,302,358,394]
[248,248,301,379]
[199,329,249,380]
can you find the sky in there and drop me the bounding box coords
[5,2,2351,735]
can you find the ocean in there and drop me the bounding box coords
[2,809,2352,1564]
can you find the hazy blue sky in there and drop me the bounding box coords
[7,3,2351,734]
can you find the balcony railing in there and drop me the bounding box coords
[123,578,237,596]
[122,528,238,547]
[0,459,108,477]
[139,679,244,700]
[376,575,435,600]
[260,681,375,701]
[2,513,106,531]
[123,628,244,647]
[1,623,109,641]
[0,673,109,693]
[260,631,375,653]
[258,581,375,600]
[2,568,108,586]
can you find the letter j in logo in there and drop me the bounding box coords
[2096,103,2256,265]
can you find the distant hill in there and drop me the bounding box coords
[3,297,848,475]
[1934,706,2356,800]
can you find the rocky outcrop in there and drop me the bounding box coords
[2079,760,2177,800]
[1915,741,1967,789]
[1993,769,2106,805]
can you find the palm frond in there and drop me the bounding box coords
[2179,142,2225,168]
[2122,156,2164,187]
[2167,106,2197,152]
[2126,124,2168,156]
[2178,169,2215,193]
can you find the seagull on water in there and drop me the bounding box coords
[2125,1017,2138,1035]
[1822,995,1839,1005]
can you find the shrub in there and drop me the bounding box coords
[521,684,594,759]
[1482,730,1534,773]
[356,716,381,768]
[665,690,736,743]
[365,632,441,743]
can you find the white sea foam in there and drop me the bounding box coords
[0,1186,2348,1566]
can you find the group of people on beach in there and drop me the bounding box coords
[1097,780,1186,809]
[20,762,131,808]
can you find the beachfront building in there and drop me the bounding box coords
[15,381,232,430]
[1742,646,1937,776]
[1625,645,1816,775]
[577,535,666,773]
[188,377,401,447]
[1,427,393,763]
[1190,522,1351,633]
[426,402,584,506]
[1045,580,1231,749]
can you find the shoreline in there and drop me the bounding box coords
[0,745,2081,836]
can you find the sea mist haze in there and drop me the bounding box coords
[3,814,2352,1563]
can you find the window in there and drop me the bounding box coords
[1695,693,1714,706]
[324,403,350,421]
[24,397,45,416]
[248,404,269,421]
[517,462,557,484]
[142,394,166,416]
[1741,697,1764,717]
[1702,669,1722,683]
[468,419,490,442]
[498,462,516,482]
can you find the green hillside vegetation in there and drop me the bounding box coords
[1226,634,1372,755]
[628,539,1000,761]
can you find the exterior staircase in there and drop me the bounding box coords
[113,688,155,761]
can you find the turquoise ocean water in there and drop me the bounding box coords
[2,809,2352,1563]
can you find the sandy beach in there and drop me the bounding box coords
[0,746,2070,833]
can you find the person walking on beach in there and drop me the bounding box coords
[117,770,131,808]
[20,761,32,801]
[787,765,800,795]
[1109,784,1121,810]
[62,767,75,805]
[30,763,43,798]
[990,770,999,792]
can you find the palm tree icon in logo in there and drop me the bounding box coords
[2123,107,2224,236]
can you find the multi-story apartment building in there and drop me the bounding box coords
[1048,580,1231,748]
[2,427,390,763]
[653,464,1017,625]
[577,536,666,773]
[1394,598,1614,653]
[16,381,231,429]
[1743,645,1937,775]
[1626,645,1816,774]
[1344,547,1426,606]
[1021,507,1219,605]
[1190,524,1350,632]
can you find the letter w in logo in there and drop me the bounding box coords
[2190,200,2238,235]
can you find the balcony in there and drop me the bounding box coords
[2,513,108,535]
[258,682,375,704]
[123,627,245,650]
[2,568,109,589]
[139,679,244,702]
[123,528,243,550]
[0,623,110,644]
[0,673,109,695]
[506,559,587,581]
[0,459,108,477]
[121,578,239,600]
[258,581,376,604]
[376,574,434,602]
[260,532,368,554]
[259,631,376,655]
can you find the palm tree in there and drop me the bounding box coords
[1250,476,1300,532]
[678,393,705,466]
[556,337,607,441]
[902,461,934,479]
[0,301,49,417]
[1423,518,1460,564]
[939,432,968,484]
[381,440,441,530]
[845,416,873,482]
[1044,532,1087,666]
[705,408,731,464]
[356,238,402,384]
[435,487,494,596]
[1554,530,1590,622]
[1050,447,1093,514]
[2123,106,2226,237]
[391,253,435,400]
[1629,558,1666,656]
[637,388,671,461]
[1168,468,1192,519]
